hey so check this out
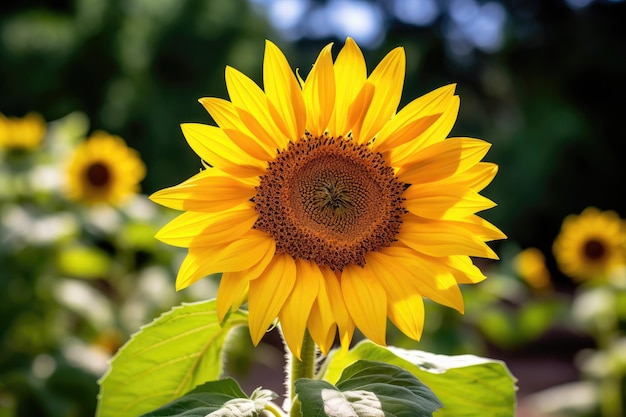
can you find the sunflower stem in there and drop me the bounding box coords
[288,330,316,416]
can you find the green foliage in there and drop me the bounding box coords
[320,341,517,417]
[139,378,277,417]
[296,360,441,417]
[96,300,248,417]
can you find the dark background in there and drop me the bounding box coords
[2,0,624,279]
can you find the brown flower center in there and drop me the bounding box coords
[86,162,111,187]
[253,133,405,270]
[583,239,606,261]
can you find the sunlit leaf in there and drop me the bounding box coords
[296,360,441,417]
[320,341,516,417]
[97,300,248,417]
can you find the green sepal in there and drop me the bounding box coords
[295,360,442,417]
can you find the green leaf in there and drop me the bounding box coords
[139,378,277,417]
[320,341,517,417]
[97,299,248,417]
[296,360,442,417]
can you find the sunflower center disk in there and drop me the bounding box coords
[583,239,606,261]
[86,162,111,187]
[253,134,406,271]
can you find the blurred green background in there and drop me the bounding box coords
[1,0,625,416]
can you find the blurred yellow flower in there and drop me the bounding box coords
[150,38,505,356]
[65,131,145,206]
[0,112,46,150]
[514,247,551,291]
[553,208,626,281]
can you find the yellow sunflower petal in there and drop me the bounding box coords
[399,215,499,259]
[403,185,496,220]
[365,251,426,340]
[397,137,492,185]
[216,273,251,323]
[225,66,289,150]
[387,95,460,166]
[328,37,367,137]
[373,84,457,153]
[149,169,257,212]
[351,47,406,145]
[216,239,276,322]
[455,215,507,241]
[346,82,375,137]
[379,246,465,313]
[264,40,306,141]
[199,97,275,160]
[279,259,321,359]
[181,123,266,177]
[445,255,487,284]
[302,43,335,137]
[176,230,275,290]
[155,203,257,248]
[307,275,337,354]
[463,162,499,192]
[322,267,355,351]
[341,264,387,346]
[247,253,297,345]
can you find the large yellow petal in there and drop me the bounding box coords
[155,203,257,247]
[225,66,289,150]
[216,238,276,322]
[345,82,374,138]
[307,272,337,354]
[302,43,335,137]
[421,162,498,193]
[176,230,275,290]
[351,47,405,145]
[216,273,250,323]
[397,138,492,185]
[263,40,306,141]
[404,184,496,220]
[328,37,366,137]
[365,252,425,340]
[322,267,355,351]
[399,215,499,259]
[247,253,296,345]
[448,214,507,242]
[387,95,460,166]
[341,264,387,346]
[378,246,465,313]
[373,84,457,153]
[445,255,487,284]
[279,259,321,359]
[199,97,276,160]
[181,123,266,177]
[149,169,258,212]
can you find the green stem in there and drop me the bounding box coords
[594,286,622,417]
[264,402,286,417]
[288,330,316,417]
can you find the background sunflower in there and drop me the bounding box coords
[553,208,626,281]
[65,131,146,205]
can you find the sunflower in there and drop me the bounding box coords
[150,38,505,356]
[66,131,146,206]
[0,112,46,150]
[553,207,626,281]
